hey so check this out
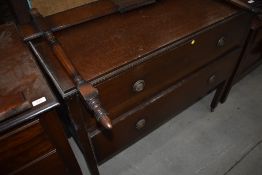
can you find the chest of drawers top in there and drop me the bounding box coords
[31,0,241,96]
[0,24,59,132]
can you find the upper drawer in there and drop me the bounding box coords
[0,120,55,174]
[96,13,249,120]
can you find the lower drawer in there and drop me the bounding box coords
[0,120,54,174]
[16,150,70,175]
[90,48,240,163]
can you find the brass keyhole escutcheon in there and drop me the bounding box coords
[133,80,145,92]
[136,119,146,130]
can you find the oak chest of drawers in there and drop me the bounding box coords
[5,0,252,174]
[0,24,82,175]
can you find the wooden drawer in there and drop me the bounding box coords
[96,13,248,120]
[91,49,240,163]
[16,151,70,175]
[0,120,55,174]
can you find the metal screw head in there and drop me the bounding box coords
[208,74,216,84]
[217,37,225,48]
[136,119,146,130]
[133,80,145,92]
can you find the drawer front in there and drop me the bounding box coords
[0,120,55,174]
[91,49,240,163]
[96,13,249,120]
[16,151,70,175]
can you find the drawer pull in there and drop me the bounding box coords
[217,37,225,48]
[136,119,146,130]
[208,74,216,84]
[133,80,145,92]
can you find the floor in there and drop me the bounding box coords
[69,65,262,175]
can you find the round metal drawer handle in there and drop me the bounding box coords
[217,37,225,48]
[208,74,216,84]
[136,119,146,130]
[133,80,145,92]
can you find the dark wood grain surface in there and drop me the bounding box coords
[0,120,54,174]
[96,12,248,120]
[0,23,82,175]
[0,0,15,24]
[91,48,241,163]
[112,0,156,12]
[8,0,31,24]
[25,1,252,174]
[236,18,262,80]
[0,23,59,132]
[18,0,118,41]
[0,93,32,121]
[0,111,82,175]
[32,0,240,95]
[15,151,70,175]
